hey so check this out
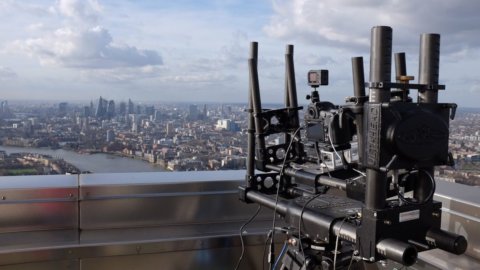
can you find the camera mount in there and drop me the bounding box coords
[239,26,467,269]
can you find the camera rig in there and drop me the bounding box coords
[239,26,467,269]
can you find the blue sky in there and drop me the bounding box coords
[1,0,480,107]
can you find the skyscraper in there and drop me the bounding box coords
[58,102,68,116]
[107,100,115,118]
[128,99,134,115]
[188,104,198,120]
[95,97,108,118]
[119,101,127,116]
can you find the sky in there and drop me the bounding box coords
[1,0,480,107]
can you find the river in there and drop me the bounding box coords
[0,146,165,173]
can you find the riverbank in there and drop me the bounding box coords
[0,146,166,173]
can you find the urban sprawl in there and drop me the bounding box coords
[0,99,479,186]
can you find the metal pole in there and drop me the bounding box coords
[369,26,392,103]
[246,42,258,188]
[249,50,267,171]
[286,45,299,110]
[418,34,440,103]
[285,44,301,158]
[365,26,392,209]
[284,46,292,145]
[394,52,409,101]
[351,57,366,166]
[416,33,440,202]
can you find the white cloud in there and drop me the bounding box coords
[56,0,102,25]
[16,26,162,69]
[9,0,162,76]
[265,0,480,54]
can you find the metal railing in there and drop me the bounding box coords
[0,171,478,269]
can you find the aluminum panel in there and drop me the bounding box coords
[80,191,268,229]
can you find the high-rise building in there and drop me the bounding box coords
[166,121,175,137]
[189,104,198,120]
[154,110,162,122]
[83,106,91,117]
[119,102,127,115]
[0,100,9,114]
[128,99,134,115]
[95,97,108,118]
[58,102,68,117]
[107,100,115,118]
[145,106,155,116]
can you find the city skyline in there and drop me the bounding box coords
[1,1,480,107]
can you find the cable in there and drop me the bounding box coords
[327,125,342,161]
[347,252,355,270]
[273,242,288,270]
[333,217,348,270]
[398,169,435,205]
[263,230,273,270]
[298,193,323,261]
[269,126,303,270]
[234,205,262,270]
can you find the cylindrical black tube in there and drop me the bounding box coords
[426,229,468,255]
[285,44,302,160]
[249,58,266,167]
[246,42,258,187]
[369,26,392,103]
[418,33,440,103]
[416,34,440,201]
[352,57,366,98]
[366,26,392,210]
[266,165,348,190]
[318,176,347,190]
[351,57,366,166]
[286,45,299,109]
[365,169,387,209]
[284,45,292,145]
[376,238,418,266]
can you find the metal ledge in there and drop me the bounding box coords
[0,171,478,269]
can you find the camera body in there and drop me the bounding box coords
[240,26,465,269]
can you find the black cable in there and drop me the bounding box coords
[398,169,436,205]
[234,205,262,270]
[298,193,323,261]
[269,126,303,269]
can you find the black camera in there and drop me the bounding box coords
[239,26,465,270]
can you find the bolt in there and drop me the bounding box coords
[384,220,392,225]
[370,257,375,262]
[1,196,5,200]
[288,238,297,246]
[432,212,440,218]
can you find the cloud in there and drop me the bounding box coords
[82,65,165,83]
[0,66,17,80]
[10,0,162,73]
[16,26,162,69]
[264,0,480,54]
[56,0,102,25]
[0,0,53,16]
